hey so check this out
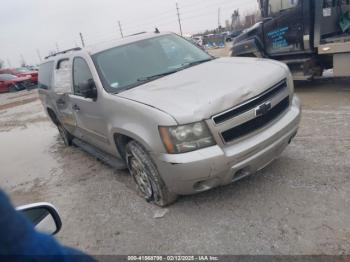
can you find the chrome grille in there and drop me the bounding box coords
[213,79,287,125]
[210,79,290,144]
[221,97,289,143]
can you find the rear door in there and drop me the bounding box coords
[51,58,77,135]
[68,56,111,152]
[39,60,77,135]
[263,0,305,56]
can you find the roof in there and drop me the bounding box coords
[42,31,173,64]
[86,31,172,55]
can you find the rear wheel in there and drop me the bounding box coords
[8,84,18,93]
[125,141,178,207]
[57,123,73,146]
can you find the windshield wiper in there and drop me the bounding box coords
[137,69,180,82]
[115,58,214,94]
[181,58,214,68]
[114,70,181,94]
[137,58,214,82]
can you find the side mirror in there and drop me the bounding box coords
[79,79,97,100]
[262,17,273,22]
[16,203,62,235]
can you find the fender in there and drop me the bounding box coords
[231,37,265,58]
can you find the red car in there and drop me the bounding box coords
[0,68,38,84]
[0,74,31,93]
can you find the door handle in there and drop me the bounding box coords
[72,104,80,112]
[56,99,66,106]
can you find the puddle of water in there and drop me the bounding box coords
[0,122,61,190]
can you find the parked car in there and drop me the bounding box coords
[38,32,301,206]
[185,36,205,50]
[25,65,39,71]
[0,74,32,93]
[191,36,203,46]
[202,33,226,48]
[225,30,243,42]
[0,68,38,85]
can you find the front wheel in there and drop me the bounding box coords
[125,141,178,207]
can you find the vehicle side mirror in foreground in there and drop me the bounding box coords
[16,203,62,235]
[79,79,97,100]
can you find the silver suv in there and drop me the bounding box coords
[38,32,301,206]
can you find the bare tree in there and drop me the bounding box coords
[0,59,4,69]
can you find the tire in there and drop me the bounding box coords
[57,123,73,146]
[125,141,178,207]
[9,84,18,93]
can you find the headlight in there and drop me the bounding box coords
[159,122,216,154]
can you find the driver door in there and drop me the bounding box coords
[68,57,111,153]
[263,0,305,56]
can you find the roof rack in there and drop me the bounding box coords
[44,47,82,59]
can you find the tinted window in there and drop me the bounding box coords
[73,57,93,96]
[269,0,299,15]
[38,62,54,89]
[54,59,72,93]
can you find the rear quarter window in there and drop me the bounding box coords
[54,59,72,93]
[38,61,54,89]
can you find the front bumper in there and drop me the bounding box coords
[153,95,301,195]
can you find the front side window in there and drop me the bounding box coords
[92,34,212,93]
[268,0,299,15]
[73,57,93,96]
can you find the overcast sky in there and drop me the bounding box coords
[0,0,258,67]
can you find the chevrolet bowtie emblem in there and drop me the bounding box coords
[255,102,272,116]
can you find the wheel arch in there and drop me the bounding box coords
[46,107,59,126]
[232,37,265,58]
[113,131,153,160]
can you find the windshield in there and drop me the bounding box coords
[16,67,30,72]
[0,74,18,80]
[92,34,212,93]
[268,0,299,16]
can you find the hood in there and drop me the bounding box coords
[118,57,288,124]
[233,22,262,46]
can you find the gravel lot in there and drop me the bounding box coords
[0,75,349,255]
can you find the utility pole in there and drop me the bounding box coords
[36,49,42,62]
[118,21,124,38]
[79,32,85,47]
[218,8,221,29]
[55,43,59,52]
[20,54,26,66]
[176,3,183,36]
